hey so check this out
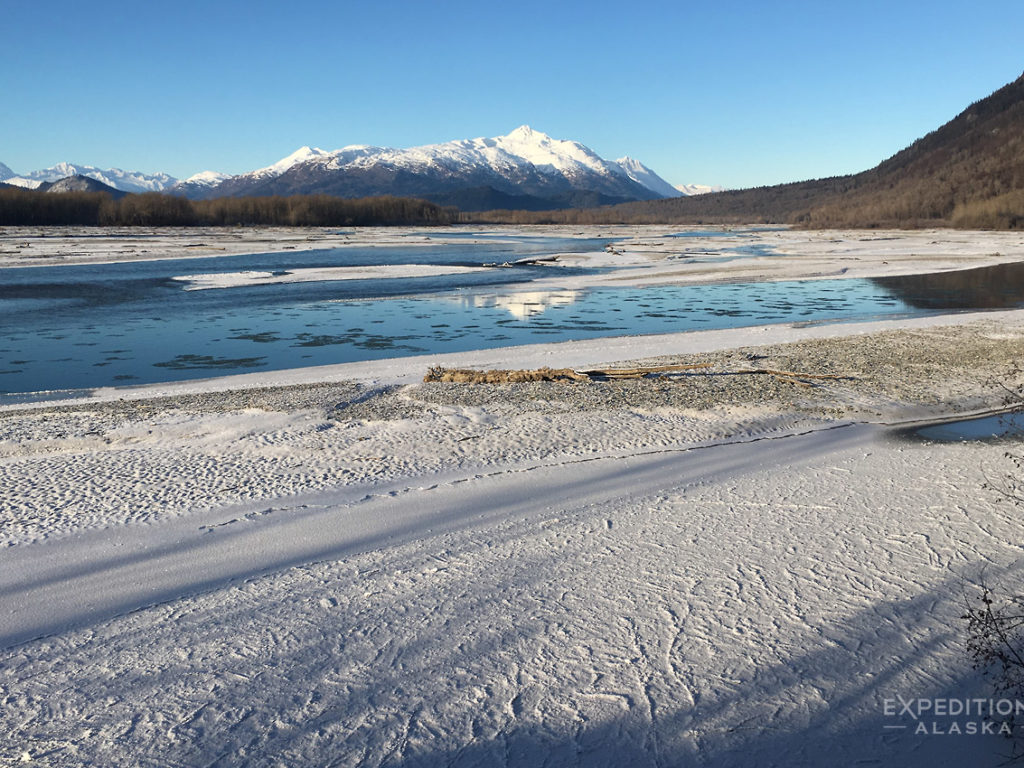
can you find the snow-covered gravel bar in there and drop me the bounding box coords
[4,228,1024,766]
[4,225,1024,283]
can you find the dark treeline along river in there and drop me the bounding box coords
[2,231,1024,400]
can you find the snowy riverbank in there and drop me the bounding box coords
[4,225,1024,285]
[3,306,1024,765]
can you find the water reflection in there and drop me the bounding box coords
[457,290,583,320]
[5,252,1024,396]
[871,262,1024,310]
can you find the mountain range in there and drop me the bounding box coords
[1,127,715,211]
[0,162,174,194]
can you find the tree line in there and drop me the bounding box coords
[0,187,459,227]
[458,177,856,227]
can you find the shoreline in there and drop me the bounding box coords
[4,229,1024,765]
[4,310,1023,546]
[4,224,1024,284]
[2,311,1022,765]
[6,307,1023,411]
[4,224,1024,403]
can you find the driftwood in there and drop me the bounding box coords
[424,366,589,383]
[730,368,851,388]
[577,362,714,379]
[424,363,852,386]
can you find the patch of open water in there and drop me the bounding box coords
[1,235,1023,397]
[904,411,1024,443]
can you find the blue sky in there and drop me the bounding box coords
[3,0,1022,189]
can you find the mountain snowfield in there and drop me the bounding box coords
[2,127,722,204]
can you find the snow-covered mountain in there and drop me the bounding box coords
[248,146,333,180]
[2,177,45,190]
[37,174,127,198]
[615,156,682,198]
[167,170,231,197]
[205,145,341,198]
[2,162,176,193]
[675,183,726,196]
[201,127,675,210]
[3,130,716,210]
[182,170,231,186]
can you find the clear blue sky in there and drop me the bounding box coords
[3,0,1022,189]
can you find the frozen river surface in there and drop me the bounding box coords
[3,230,1024,396]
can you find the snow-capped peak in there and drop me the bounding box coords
[491,125,623,179]
[182,171,231,187]
[615,156,682,198]
[506,125,539,140]
[50,162,80,179]
[0,162,15,181]
[251,146,331,179]
[675,182,726,196]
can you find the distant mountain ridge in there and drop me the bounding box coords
[169,170,232,198]
[675,183,726,196]
[2,127,718,212]
[3,162,175,193]
[193,126,686,210]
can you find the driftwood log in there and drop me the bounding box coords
[424,363,851,386]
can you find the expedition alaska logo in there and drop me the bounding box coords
[883,696,1024,735]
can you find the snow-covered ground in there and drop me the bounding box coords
[4,225,1024,285]
[170,264,497,290]
[3,228,1024,766]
